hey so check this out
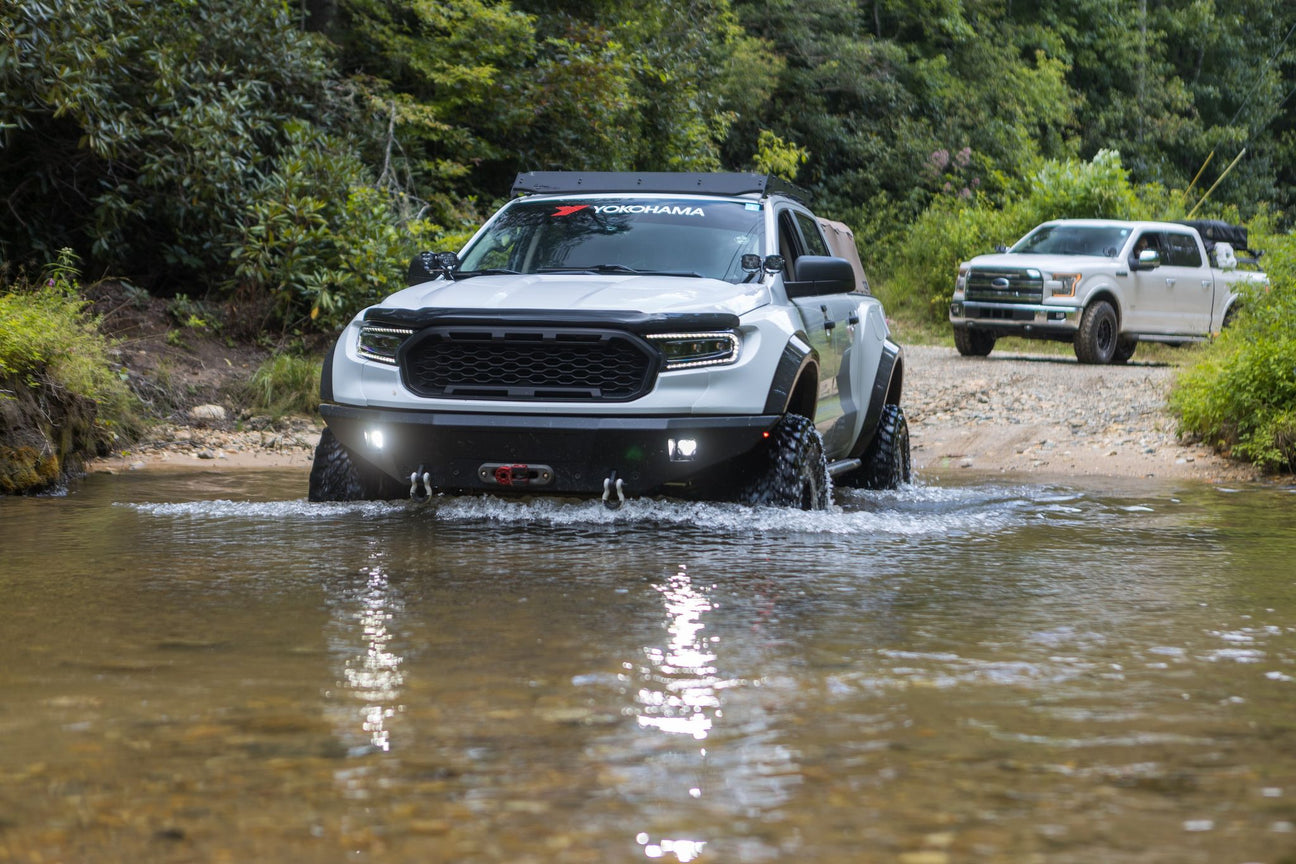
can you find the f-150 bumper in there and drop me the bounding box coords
[949,300,1082,334]
[320,403,782,498]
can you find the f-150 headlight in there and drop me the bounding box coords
[647,332,741,370]
[357,325,415,365]
[1047,273,1081,298]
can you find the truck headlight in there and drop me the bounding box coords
[357,325,415,365]
[647,332,741,370]
[1047,273,1081,298]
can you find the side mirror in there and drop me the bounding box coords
[785,255,854,298]
[1131,248,1160,271]
[407,251,460,285]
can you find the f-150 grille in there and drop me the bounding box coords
[400,326,660,401]
[966,268,1044,303]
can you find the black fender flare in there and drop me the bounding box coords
[849,339,904,459]
[762,337,818,417]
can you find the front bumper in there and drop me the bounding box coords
[320,403,781,498]
[949,300,1081,334]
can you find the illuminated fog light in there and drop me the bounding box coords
[668,438,698,462]
[364,428,385,450]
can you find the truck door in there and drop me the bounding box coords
[1131,230,1212,335]
[777,207,857,453]
[1162,231,1213,334]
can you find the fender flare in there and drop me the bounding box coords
[762,336,818,417]
[849,340,903,459]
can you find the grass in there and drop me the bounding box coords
[244,354,323,419]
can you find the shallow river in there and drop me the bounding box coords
[2,469,1296,863]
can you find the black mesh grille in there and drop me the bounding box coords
[966,268,1044,303]
[400,327,659,401]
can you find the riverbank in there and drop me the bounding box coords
[88,343,1270,486]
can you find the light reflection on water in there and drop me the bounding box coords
[1,471,1295,862]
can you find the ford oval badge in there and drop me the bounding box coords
[991,277,1011,289]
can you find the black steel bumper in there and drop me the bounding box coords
[320,403,781,498]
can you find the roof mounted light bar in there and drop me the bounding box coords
[511,171,810,202]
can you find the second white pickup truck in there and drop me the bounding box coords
[948,218,1266,363]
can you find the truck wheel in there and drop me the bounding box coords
[308,427,396,502]
[1112,335,1137,364]
[954,327,996,357]
[1074,300,1118,364]
[742,414,831,510]
[863,404,911,489]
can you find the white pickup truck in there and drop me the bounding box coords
[948,218,1266,363]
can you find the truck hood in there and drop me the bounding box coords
[376,273,770,317]
[964,253,1119,270]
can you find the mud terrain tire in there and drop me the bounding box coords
[841,403,911,490]
[1112,335,1137,364]
[742,414,831,510]
[308,427,397,501]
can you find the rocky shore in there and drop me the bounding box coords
[90,344,1266,485]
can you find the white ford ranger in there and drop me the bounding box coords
[309,172,909,509]
[949,218,1266,363]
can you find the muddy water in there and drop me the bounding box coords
[2,470,1295,863]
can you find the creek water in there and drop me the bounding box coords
[1,469,1295,863]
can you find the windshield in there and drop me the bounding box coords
[457,198,765,282]
[1011,224,1132,258]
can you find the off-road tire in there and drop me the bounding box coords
[954,327,996,357]
[1074,300,1118,364]
[1112,335,1137,364]
[741,414,831,510]
[308,427,397,502]
[860,404,912,489]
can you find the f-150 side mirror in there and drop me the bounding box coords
[1130,249,1160,271]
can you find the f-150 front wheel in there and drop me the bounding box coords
[1075,300,1118,364]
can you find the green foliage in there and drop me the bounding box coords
[244,354,323,419]
[1,0,335,286]
[880,151,1151,321]
[1171,232,1296,471]
[227,122,439,331]
[752,130,808,180]
[0,252,141,444]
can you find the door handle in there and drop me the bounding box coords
[1165,278,1177,287]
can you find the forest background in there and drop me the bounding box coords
[3,0,1296,481]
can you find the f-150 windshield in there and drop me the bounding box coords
[458,198,765,282]
[1011,224,1132,258]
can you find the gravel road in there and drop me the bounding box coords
[902,343,1259,482]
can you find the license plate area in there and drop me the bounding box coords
[478,463,555,487]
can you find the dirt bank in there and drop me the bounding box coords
[89,343,1268,486]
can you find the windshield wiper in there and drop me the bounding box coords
[454,268,520,279]
[536,264,703,278]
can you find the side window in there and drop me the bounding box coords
[1166,232,1203,268]
[794,211,830,257]
[1131,231,1164,261]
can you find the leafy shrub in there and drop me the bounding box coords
[1170,232,1296,471]
[227,122,439,331]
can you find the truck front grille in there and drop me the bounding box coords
[966,268,1044,303]
[400,326,659,401]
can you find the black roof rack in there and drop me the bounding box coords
[511,171,810,202]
